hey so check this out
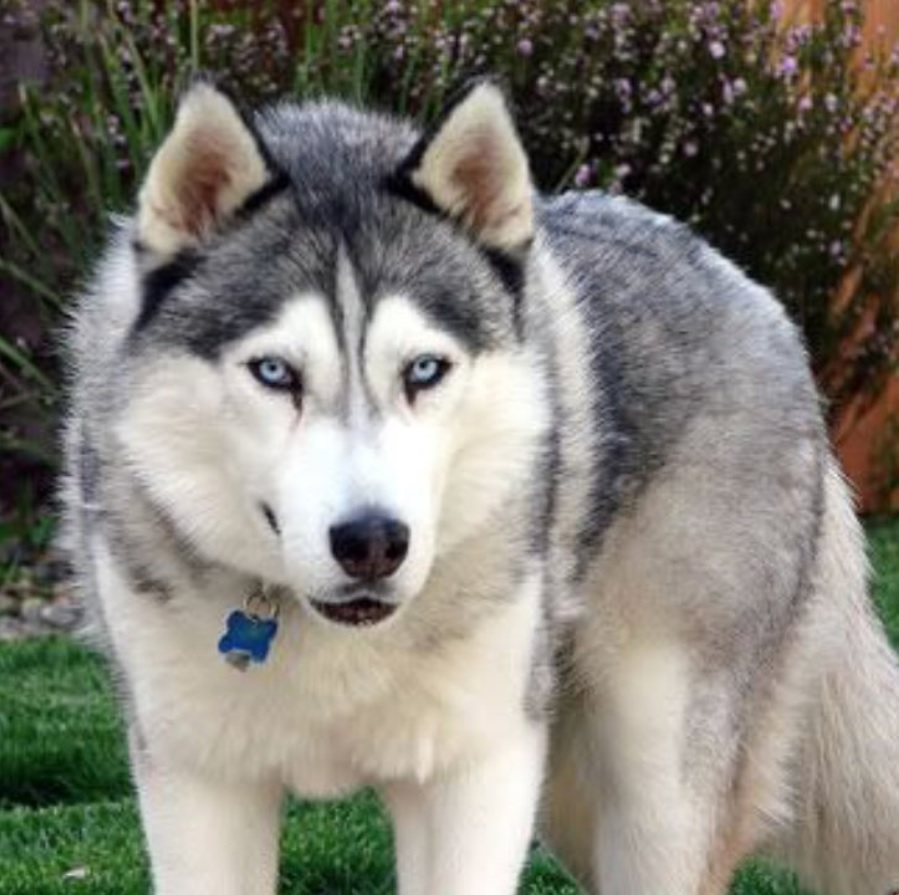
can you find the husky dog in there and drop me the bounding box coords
[63,78,899,895]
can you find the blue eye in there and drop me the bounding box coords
[404,355,451,398]
[248,357,301,392]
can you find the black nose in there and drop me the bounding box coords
[329,514,410,580]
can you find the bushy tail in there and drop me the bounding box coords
[775,461,899,895]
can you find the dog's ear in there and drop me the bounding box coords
[137,81,272,256]
[396,81,534,251]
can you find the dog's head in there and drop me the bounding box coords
[117,80,548,628]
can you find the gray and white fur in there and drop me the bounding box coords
[62,79,899,895]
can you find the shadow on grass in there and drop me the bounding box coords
[0,637,130,808]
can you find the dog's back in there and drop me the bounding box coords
[536,191,899,895]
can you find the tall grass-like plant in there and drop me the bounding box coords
[1,0,898,517]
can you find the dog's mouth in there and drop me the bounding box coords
[309,596,397,627]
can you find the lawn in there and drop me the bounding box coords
[1,519,897,894]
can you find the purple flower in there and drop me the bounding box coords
[337,30,354,51]
[778,55,798,77]
[517,38,533,57]
[708,40,725,60]
[683,140,699,157]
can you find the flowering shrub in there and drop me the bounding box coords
[351,0,899,416]
[1,0,898,510]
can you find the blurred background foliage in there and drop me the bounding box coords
[1,0,898,558]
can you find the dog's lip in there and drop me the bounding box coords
[309,596,397,627]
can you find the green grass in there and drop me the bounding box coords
[1,518,897,893]
[869,517,899,646]
[0,639,129,809]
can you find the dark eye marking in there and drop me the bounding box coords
[403,355,452,402]
[132,249,202,335]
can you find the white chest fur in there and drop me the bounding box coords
[92,538,542,796]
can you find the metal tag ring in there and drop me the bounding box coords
[244,585,280,621]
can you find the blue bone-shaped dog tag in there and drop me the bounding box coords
[218,610,279,671]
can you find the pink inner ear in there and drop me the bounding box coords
[449,131,528,237]
[177,139,235,237]
[450,132,508,231]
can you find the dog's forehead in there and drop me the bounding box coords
[134,100,519,359]
[141,195,512,360]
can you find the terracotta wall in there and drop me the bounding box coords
[835,380,899,511]
[785,0,899,40]
[843,0,899,512]
[865,0,899,40]
[786,0,899,512]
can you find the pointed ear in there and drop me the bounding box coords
[398,81,534,251]
[137,82,272,257]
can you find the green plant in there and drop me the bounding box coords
[1,0,898,520]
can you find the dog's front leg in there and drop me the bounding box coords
[384,721,547,895]
[130,727,283,895]
[382,779,431,895]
